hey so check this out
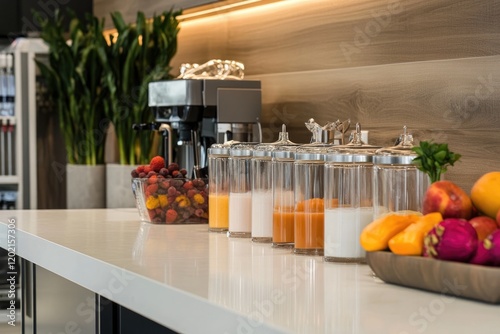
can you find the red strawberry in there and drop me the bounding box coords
[136,165,146,173]
[146,184,159,194]
[166,209,178,223]
[147,209,157,220]
[150,156,166,173]
[148,175,158,184]
[144,166,152,174]
[160,180,171,189]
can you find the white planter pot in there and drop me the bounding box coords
[66,164,106,209]
[106,164,136,208]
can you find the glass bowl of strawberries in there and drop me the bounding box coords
[131,156,208,224]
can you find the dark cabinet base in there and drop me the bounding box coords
[99,296,178,334]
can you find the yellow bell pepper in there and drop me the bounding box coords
[388,212,443,256]
[360,211,422,251]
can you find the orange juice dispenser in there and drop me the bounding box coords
[207,142,234,232]
[293,119,339,255]
[272,145,299,248]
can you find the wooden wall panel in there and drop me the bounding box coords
[251,55,500,190]
[173,0,500,75]
[94,0,500,190]
[169,0,500,190]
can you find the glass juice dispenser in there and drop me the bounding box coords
[207,142,234,232]
[373,126,431,219]
[293,119,336,255]
[272,145,298,248]
[251,125,297,243]
[323,124,380,263]
[228,143,255,238]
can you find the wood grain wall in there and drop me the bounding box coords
[169,0,500,191]
[95,0,500,191]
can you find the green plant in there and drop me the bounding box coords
[36,10,109,165]
[412,141,461,183]
[104,10,181,165]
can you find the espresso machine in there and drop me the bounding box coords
[147,78,262,177]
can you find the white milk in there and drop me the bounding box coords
[324,207,374,261]
[251,191,273,241]
[229,192,252,236]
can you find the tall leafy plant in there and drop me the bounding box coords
[36,11,109,165]
[104,10,181,165]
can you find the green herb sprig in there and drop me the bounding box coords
[412,141,461,183]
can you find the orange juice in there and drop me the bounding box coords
[294,198,324,255]
[273,211,295,245]
[208,194,229,231]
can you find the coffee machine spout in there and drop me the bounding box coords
[159,123,173,166]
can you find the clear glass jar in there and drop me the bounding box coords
[251,147,273,242]
[251,125,297,243]
[324,137,380,263]
[272,146,298,248]
[373,127,430,219]
[294,144,330,255]
[228,143,255,238]
[208,143,231,232]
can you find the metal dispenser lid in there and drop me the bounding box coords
[272,145,298,160]
[374,126,417,165]
[230,143,256,157]
[253,124,298,158]
[325,123,381,163]
[208,140,240,156]
[296,119,339,161]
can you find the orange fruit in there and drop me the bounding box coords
[470,171,500,219]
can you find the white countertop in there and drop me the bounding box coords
[0,209,499,334]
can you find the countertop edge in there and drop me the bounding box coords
[0,221,288,334]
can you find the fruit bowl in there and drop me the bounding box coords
[131,177,209,224]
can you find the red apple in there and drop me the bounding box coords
[422,180,472,219]
[469,215,498,241]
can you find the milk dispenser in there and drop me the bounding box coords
[324,124,381,263]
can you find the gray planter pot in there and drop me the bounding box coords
[106,164,136,208]
[66,164,106,209]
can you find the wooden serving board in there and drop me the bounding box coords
[366,251,500,304]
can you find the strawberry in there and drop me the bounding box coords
[150,156,166,172]
[166,209,178,223]
[146,183,159,194]
[148,175,158,184]
[183,181,193,190]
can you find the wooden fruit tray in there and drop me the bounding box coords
[365,251,500,304]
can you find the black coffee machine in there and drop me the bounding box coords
[147,79,262,177]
